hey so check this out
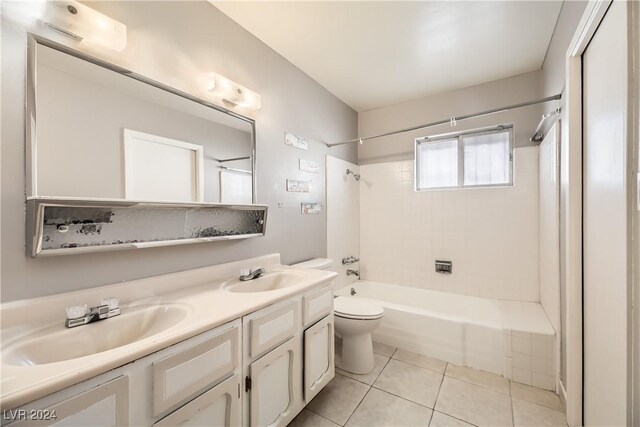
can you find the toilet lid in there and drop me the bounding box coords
[334,297,384,319]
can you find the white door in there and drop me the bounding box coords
[326,156,360,287]
[11,376,129,427]
[248,338,302,427]
[154,375,240,427]
[582,1,630,424]
[304,314,335,403]
[123,129,204,202]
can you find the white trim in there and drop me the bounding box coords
[564,2,612,425]
[123,129,205,202]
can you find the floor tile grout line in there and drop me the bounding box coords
[388,346,398,359]
[337,354,392,387]
[303,408,342,426]
[342,384,373,427]
[342,356,392,426]
[390,357,447,375]
[510,380,516,427]
[511,396,567,414]
[443,371,511,396]
[509,384,565,412]
[385,356,447,377]
[431,410,481,427]
[431,363,447,414]
[334,371,372,387]
[372,354,393,384]
[370,384,438,411]
[427,409,435,427]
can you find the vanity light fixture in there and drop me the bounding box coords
[207,73,261,111]
[41,0,127,51]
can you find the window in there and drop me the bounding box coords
[415,126,513,190]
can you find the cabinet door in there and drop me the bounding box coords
[248,337,302,427]
[304,314,335,403]
[154,374,240,427]
[10,376,129,427]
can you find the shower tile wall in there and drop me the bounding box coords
[359,146,539,302]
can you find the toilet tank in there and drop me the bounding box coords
[291,258,333,270]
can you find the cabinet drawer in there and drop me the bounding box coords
[153,326,238,416]
[302,287,333,327]
[154,374,240,427]
[250,302,299,357]
[9,376,129,427]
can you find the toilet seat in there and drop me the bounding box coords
[334,296,384,320]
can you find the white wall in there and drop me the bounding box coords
[326,156,360,289]
[359,146,539,301]
[540,1,588,97]
[0,1,357,302]
[358,70,543,164]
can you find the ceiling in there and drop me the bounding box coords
[211,1,563,112]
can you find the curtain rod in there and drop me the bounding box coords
[326,94,562,147]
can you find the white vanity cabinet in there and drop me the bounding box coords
[4,321,242,427]
[241,285,334,427]
[5,283,335,427]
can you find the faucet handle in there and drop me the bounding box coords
[101,297,119,310]
[240,268,250,277]
[66,304,87,319]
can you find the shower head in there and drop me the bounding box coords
[346,169,360,181]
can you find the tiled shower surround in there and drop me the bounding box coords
[359,146,539,302]
[37,203,266,253]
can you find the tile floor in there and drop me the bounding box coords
[290,342,566,427]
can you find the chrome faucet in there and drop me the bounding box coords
[347,269,360,277]
[240,267,265,281]
[65,297,120,328]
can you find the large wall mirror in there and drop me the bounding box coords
[28,36,256,205]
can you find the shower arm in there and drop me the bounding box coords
[346,169,361,181]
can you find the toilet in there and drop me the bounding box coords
[291,258,384,375]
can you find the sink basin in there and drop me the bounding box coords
[3,304,191,366]
[223,271,305,293]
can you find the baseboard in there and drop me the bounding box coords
[558,379,568,412]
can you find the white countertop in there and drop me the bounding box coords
[0,254,337,409]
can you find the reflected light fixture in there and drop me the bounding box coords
[207,73,261,111]
[41,0,127,51]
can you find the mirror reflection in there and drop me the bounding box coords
[33,43,254,204]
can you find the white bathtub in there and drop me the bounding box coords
[335,281,555,381]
